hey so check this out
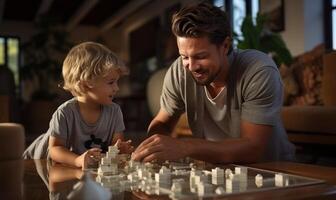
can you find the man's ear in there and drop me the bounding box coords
[222,37,231,54]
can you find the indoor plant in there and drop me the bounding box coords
[235,13,293,66]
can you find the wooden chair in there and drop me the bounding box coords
[0,123,25,160]
[0,123,25,199]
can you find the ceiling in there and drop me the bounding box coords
[1,0,154,31]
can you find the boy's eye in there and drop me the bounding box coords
[108,81,115,85]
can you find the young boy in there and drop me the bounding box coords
[48,42,133,169]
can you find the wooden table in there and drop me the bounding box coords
[1,159,336,199]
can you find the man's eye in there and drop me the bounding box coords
[196,55,206,59]
[108,81,115,85]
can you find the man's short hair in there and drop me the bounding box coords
[172,2,232,49]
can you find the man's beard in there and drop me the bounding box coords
[191,67,222,86]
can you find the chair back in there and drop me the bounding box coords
[0,123,25,199]
[0,123,25,160]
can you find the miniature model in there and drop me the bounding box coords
[94,156,321,199]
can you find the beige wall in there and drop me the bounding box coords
[280,0,324,56]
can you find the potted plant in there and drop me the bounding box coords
[235,13,293,66]
[20,15,72,137]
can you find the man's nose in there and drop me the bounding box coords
[187,58,198,71]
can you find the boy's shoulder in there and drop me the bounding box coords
[56,98,78,113]
[104,102,121,112]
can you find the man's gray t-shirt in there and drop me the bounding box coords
[160,49,295,161]
[47,98,125,154]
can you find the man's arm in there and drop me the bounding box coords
[132,120,272,163]
[147,108,182,136]
[183,120,272,163]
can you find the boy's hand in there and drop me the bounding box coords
[75,148,102,170]
[115,139,134,154]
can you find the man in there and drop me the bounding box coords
[132,2,295,163]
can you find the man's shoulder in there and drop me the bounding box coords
[235,49,277,69]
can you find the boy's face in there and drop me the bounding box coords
[86,69,120,105]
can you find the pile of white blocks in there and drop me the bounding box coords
[155,166,171,188]
[97,145,120,176]
[225,167,248,193]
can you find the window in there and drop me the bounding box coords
[0,36,20,87]
[333,0,336,49]
[212,0,259,45]
[325,0,336,50]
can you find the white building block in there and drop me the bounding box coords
[234,167,247,175]
[226,174,240,190]
[171,182,183,193]
[212,167,224,177]
[194,174,208,186]
[215,186,225,195]
[255,174,263,188]
[197,182,213,196]
[275,173,289,187]
[212,167,224,185]
[159,166,171,174]
[225,168,233,179]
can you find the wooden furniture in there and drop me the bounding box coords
[0,123,25,160]
[0,95,10,122]
[12,160,336,199]
[0,123,25,199]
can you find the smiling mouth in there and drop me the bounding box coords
[193,71,206,78]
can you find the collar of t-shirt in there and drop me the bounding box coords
[204,86,227,121]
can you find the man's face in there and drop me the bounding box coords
[177,36,229,86]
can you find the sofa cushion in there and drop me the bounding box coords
[282,106,336,134]
[286,44,325,106]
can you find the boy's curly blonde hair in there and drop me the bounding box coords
[62,42,128,96]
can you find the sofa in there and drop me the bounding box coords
[146,51,336,152]
[281,51,336,161]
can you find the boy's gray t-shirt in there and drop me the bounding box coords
[160,49,295,161]
[48,98,125,154]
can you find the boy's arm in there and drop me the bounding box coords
[112,132,124,144]
[112,132,134,154]
[49,136,81,168]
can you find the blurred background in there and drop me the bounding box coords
[0,0,335,165]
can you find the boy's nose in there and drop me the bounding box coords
[113,84,119,92]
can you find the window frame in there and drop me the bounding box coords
[325,0,336,50]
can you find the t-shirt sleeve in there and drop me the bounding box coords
[114,105,125,133]
[160,60,185,116]
[241,67,283,126]
[47,109,69,142]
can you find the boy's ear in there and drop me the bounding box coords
[81,80,94,90]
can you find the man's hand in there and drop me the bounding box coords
[131,134,189,162]
[75,148,101,170]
